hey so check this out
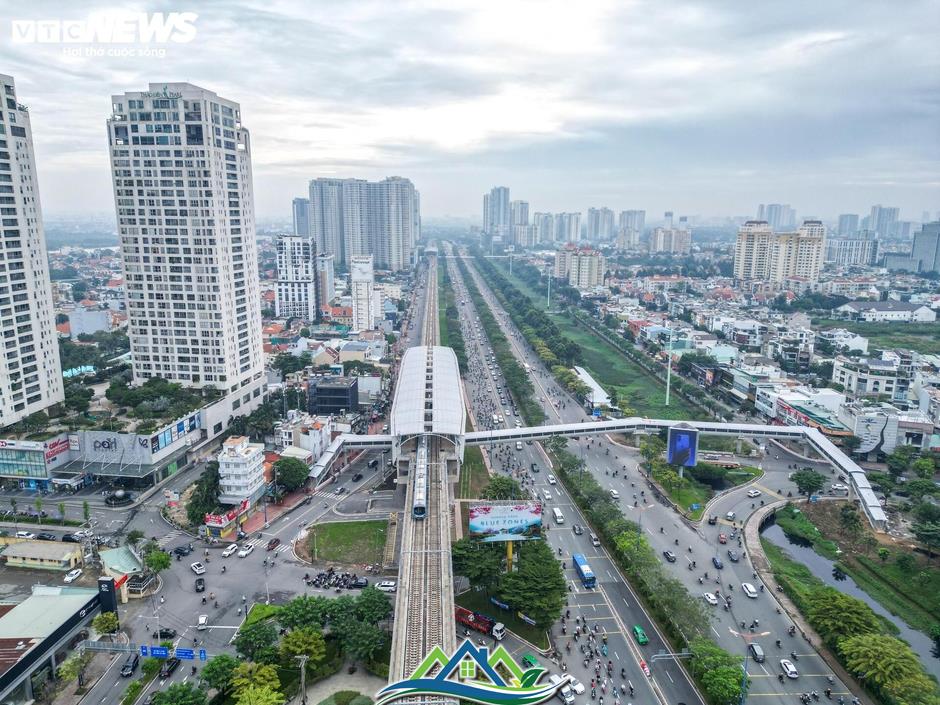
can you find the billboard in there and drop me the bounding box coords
[667,426,698,467]
[468,501,543,543]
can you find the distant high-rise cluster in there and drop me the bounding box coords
[107,82,264,394]
[757,203,797,231]
[837,213,859,236]
[482,186,511,243]
[586,207,615,241]
[307,177,419,272]
[0,74,64,427]
[734,220,826,283]
[885,222,940,273]
[649,227,692,255]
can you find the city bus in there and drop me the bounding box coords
[572,553,596,589]
[552,507,565,524]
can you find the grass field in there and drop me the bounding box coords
[245,602,282,625]
[492,264,697,420]
[455,589,549,649]
[813,318,940,355]
[459,445,491,499]
[306,520,387,566]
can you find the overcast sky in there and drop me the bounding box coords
[2,0,938,222]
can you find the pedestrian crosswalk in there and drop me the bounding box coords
[310,488,342,500]
[156,530,185,548]
[240,536,293,554]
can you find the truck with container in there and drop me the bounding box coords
[455,606,506,640]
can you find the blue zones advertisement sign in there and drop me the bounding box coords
[667,427,698,467]
[468,502,543,543]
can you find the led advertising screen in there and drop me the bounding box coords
[468,501,543,543]
[667,426,698,467]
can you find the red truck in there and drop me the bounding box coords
[455,606,506,641]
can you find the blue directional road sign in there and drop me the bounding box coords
[149,646,169,658]
[592,407,602,417]
[199,649,207,662]
[139,646,148,657]
[174,648,195,660]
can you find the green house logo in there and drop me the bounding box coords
[376,639,570,705]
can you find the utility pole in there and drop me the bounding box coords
[296,654,310,704]
[546,270,552,309]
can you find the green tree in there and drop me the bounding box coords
[911,522,940,558]
[341,620,387,662]
[451,538,504,592]
[639,436,665,468]
[144,549,172,573]
[806,588,880,646]
[791,469,826,496]
[355,586,393,623]
[497,539,566,629]
[896,552,917,573]
[912,457,936,481]
[200,653,239,694]
[186,463,221,527]
[887,445,918,478]
[234,622,279,662]
[877,547,890,562]
[905,479,940,501]
[273,457,310,493]
[278,595,330,631]
[838,634,924,689]
[479,476,525,500]
[232,662,280,695]
[92,611,119,636]
[82,500,91,523]
[57,502,66,521]
[235,685,285,705]
[841,435,862,454]
[279,627,326,664]
[153,682,207,705]
[839,504,863,536]
[56,651,92,683]
[701,666,747,705]
[126,529,144,547]
[35,497,43,525]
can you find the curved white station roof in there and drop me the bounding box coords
[390,346,466,438]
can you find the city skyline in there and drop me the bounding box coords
[1,1,937,221]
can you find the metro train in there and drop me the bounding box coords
[412,436,429,519]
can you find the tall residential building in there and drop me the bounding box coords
[616,228,641,250]
[309,177,418,271]
[533,212,555,243]
[315,253,336,311]
[649,227,692,255]
[483,186,511,242]
[350,255,374,331]
[512,225,538,248]
[0,74,64,427]
[619,210,645,233]
[909,222,940,273]
[554,245,605,289]
[870,205,900,237]
[292,197,310,236]
[837,213,859,236]
[734,220,825,283]
[275,235,317,320]
[554,212,581,242]
[586,207,615,241]
[510,200,529,226]
[758,203,796,231]
[825,232,880,267]
[107,82,264,395]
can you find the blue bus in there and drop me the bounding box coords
[573,553,596,589]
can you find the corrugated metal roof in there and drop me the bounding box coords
[390,346,465,438]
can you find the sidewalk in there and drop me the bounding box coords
[301,666,386,705]
[241,488,313,535]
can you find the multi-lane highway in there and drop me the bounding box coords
[448,246,858,705]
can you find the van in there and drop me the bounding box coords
[552,508,565,524]
[741,582,759,598]
[749,643,765,663]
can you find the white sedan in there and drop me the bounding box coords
[238,544,254,558]
[568,678,585,695]
[780,659,799,679]
[747,489,761,498]
[221,544,238,558]
[190,562,206,575]
[547,475,557,485]
[64,568,83,584]
[703,592,718,606]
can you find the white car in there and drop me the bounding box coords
[590,533,601,547]
[609,489,620,499]
[190,562,206,575]
[376,581,397,593]
[703,592,718,606]
[15,531,36,539]
[746,489,761,498]
[726,511,736,521]
[780,659,799,679]
[568,678,585,695]
[222,544,238,558]
[547,475,557,485]
[831,483,848,492]
[64,568,83,584]
[238,544,254,558]
[742,582,758,598]
[543,489,552,501]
